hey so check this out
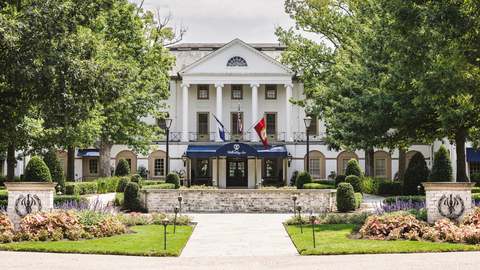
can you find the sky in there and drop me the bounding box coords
[139,0,309,44]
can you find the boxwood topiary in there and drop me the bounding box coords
[345,175,362,194]
[123,182,141,211]
[336,182,356,212]
[116,177,130,192]
[345,158,363,178]
[165,172,180,189]
[295,171,313,189]
[354,192,363,209]
[334,174,346,188]
[404,152,429,195]
[24,156,52,182]
[428,145,453,182]
[115,157,131,177]
[130,174,142,183]
[43,150,66,192]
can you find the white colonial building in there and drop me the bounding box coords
[3,39,479,186]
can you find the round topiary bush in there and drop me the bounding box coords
[334,174,347,188]
[428,145,453,182]
[345,158,363,178]
[336,182,356,212]
[43,150,65,192]
[123,182,141,211]
[295,171,313,189]
[116,177,130,192]
[115,157,131,177]
[404,152,430,195]
[345,175,362,194]
[130,174,142,183]
[24,156,52,182]
[165,172,180,189]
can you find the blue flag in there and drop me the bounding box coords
[213,114,226,141]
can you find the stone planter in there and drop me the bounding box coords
[4,182,57,230]
[422,182,475,224]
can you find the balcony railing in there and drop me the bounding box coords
[188,132,253,142]
[294,132,325,142]
[155,132,181,142]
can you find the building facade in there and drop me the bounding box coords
[3,39,479,185]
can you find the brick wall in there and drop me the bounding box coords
[140,189,337,213]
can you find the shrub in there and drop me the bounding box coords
[54,195,88,205]
[141,183,176,189]
[327,171,337,180]
[313,179,335,185]
[295,171,313,189]
[316,211,372,225]
[116,177,130,193]
[137,165,148,180]
[383,196,426,205]
[65,182,97,195]
[428,145,453,182]
[303,183,320,189]
[165,172,180,189]
[471,173,480,187]
[43,150,66,192]
[65,183,80,195]
[359,212,427,240]
[315,184,335,189]
[114,193,124,207]
[336,183,356,212]
[123,182,141,211]
[23,156,52,182]
[345,175,362,194]
[404,152,429,195]
[115,157,131,177]
[334,174,346,188]
[361,177,388,194]
[130,174,142,183]
[143,180,163,186]
[472,187,480,194]
[96,177,119,193]
[354,192,363,209]
[290,170,299,187]
[344,158,363,178]
[377,181,403,195]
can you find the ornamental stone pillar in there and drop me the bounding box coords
[285,83,294,142]
[181,83,190,142]
[215,83,224,142]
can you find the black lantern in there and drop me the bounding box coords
[287,152,293,167]
[291,195,298,216]
[178,195,183,214]
[182,152,187,167]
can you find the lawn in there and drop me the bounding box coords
[286,224,480,255]
[0,225,194,257]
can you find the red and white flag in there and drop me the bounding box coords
[238,104,243,133]
[254,117,268,149]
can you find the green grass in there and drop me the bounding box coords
[0,225,193,257]
[286,224,480,255]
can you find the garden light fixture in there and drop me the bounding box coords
[182,152,187,167]
[292,195,298,216]
[297,204,303,234]
[417,185,421,196]
[174,206,179,233]
[178,195,183,213]
[310,212,316,248]
[162,217,169,250]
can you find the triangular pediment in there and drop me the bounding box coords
[179,39,293,77]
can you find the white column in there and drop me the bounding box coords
[251,83,259,142]
[181,83,190,142]
[215,83,224,142]
[285,83,294,142]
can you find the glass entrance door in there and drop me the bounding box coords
[227,157,247,187]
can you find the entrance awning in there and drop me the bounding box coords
[77,149,99,157]
[186,143,287,158]
[467,148,480,162]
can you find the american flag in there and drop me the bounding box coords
[238,104,243,133]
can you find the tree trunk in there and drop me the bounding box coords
[364,148,374,177]
[6,141,15,182]
[455,131,467,182]
[94,137,113,178]
[67,145,75,182]
[398,148,406,182]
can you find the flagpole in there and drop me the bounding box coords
[238,114,265,142]
[212,114,233,141]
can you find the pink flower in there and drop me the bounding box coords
[314,220,319,225]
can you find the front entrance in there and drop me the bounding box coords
[226,157,247,187]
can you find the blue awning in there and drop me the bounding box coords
[77,149,99,157]
[186,143,287,158]
[467,148,480,162]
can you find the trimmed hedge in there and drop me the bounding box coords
[143,180,165,186]
[404,152,429,195]
[336,182,356,212]
[54,195,88,205]
[345,158,363,178]
[428,145,453,182]
[296,171,313,189]
[24,156,52,182]
[65,182,97,195]
[0,190,7,200]
[377,181,403,195]
[116,177,130,193]
[115,157,131,177]
[315,184,335,189]
[473,194,480,203]
[124,182,141,211]
[141,183,176,189]
[354,192,363,209]
[313,179,335,185]
[303,183,320,189]
[471,173,480,187]
[0,200,7,208]
[165,172,181,189]
[114,193,124,207]
[334,174,346,188]
[0,175,21,186]
[130,174,142,183]
[383,196,426,205]
[345,175,362,194]
[472,187,480,194]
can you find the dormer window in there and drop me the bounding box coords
[227,56,247,67]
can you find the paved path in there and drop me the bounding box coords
[362,194,387,212]
[181,213,298,257]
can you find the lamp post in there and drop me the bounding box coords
[309,212,316,248]
[174,206,179,233]
[162,217,169,250]
[297,204,303,234]
[165,117,172,177]
[304,116,312,173]
[178,195,183,214]
[291,195,298,216]
[56,185,62,196]
[417,185,421,196]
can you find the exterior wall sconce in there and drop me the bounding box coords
[182,152,187,167]
[287,152,293,167]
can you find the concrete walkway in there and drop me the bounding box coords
[181,213,298,257]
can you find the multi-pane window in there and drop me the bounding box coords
[307,114,318,136]
[226,56,247,67]
[470,162,480,177]
[342,159,349,174]
[265,159,276,177]
[198,113,209,135]
[198,85,209,99]
[154,158,165,177]
[89,159,98,174]
[197,159,209,177]
[375,158,387,178]
[266,85,276,99]
[266,113,276,135]
[126,158,132,172]
[232,85,243,99]
[310,158,320,178]
[231,112,243,135]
